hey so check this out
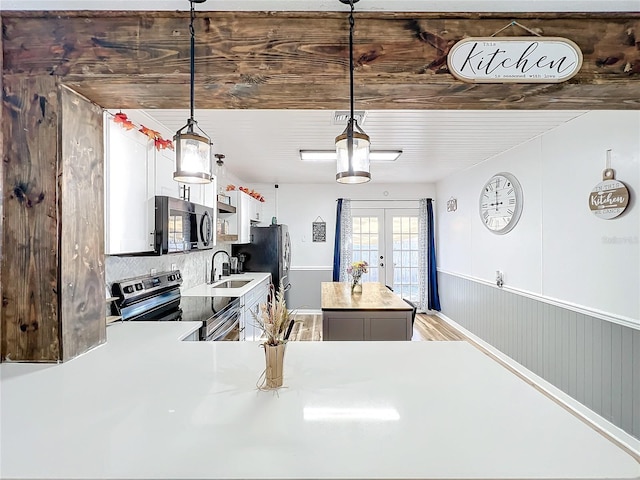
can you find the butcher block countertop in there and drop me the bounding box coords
[1,322,639,479]
[321,282,413,310]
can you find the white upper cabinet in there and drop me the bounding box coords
[183,181,215,208]
[154,147,180,199]
[104,115,155,255]
[225,190,251,244]
[104,110,218,255]
[202,180,216,209]
[223,190,265,244]
[249,196,263,223]
[156,147,216,208]
[156,148,206,205]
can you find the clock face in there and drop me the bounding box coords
[479,172,523,234]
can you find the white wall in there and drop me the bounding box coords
[247,182,436,268]
[436,111,640,324]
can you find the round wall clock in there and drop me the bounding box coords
[479,172,524,235]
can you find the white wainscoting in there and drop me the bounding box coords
[438,270,640,440]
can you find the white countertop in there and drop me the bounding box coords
[182,272,270,297]
[1,322,638,480]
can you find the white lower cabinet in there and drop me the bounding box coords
[239,277,271,341]
[182,330,200,342]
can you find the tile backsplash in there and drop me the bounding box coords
[105,246,231,292]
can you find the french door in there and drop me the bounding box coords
[351,208,419,302]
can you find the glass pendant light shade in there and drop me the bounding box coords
[173,130,212,184]
[335,121,370,184]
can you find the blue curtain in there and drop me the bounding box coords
[426,198,441,311]
[332,199,343,281]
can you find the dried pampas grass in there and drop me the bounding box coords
[252,281,291,346]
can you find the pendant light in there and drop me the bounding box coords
[335,0,370,184]
[173,0,212,184]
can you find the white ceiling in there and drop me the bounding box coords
[4,1,624,185]
[145,109,587,184]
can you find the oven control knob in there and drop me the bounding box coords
[135,283,143,291]
[168,274,175,281]
[123,286,134,294]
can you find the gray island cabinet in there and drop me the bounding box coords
[321,282,413,341]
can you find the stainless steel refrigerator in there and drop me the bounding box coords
[232,225,291,303]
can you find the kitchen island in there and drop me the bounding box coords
[321,282,413,340]
[1,321,638,479]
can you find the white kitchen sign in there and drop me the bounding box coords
[447,36,583,83]
[589,164,630,220]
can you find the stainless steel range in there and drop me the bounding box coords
[111,270,239,341]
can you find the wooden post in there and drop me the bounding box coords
[1,77,105,362]
[59,87,106,361]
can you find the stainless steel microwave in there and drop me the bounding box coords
[154,196,214,255]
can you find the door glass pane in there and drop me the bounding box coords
[351,215,379,282]
[352,210,418,302]
[390,214,420,303]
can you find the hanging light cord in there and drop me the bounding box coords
[188,0,196,129]
[348,0,355,126]
[346,0,356,163]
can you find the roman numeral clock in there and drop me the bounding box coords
[479,172,524,234]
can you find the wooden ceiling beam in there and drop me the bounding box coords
[52,78,639,110]
[2,11,639,109]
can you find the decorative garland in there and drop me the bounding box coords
[111,112,174,151]
[225,184,265,202]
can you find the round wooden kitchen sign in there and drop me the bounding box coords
[588,168,629,219]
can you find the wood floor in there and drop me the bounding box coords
[288,313,466,342]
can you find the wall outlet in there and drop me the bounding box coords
[171,263,177,271]
[150,268,157,275]
[496,270,504,288]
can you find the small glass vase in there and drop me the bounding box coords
[351,280,362,294]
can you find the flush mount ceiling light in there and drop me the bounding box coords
[214,153,226,177]
[300,150,402,162]
[335,0,370,184]
[173,0,212,184]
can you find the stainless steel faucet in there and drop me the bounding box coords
[211,250,231,283]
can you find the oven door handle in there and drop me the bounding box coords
[208,315,239,341]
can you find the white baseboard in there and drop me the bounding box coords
[435,311,640,458]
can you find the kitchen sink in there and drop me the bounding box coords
[214,280,252,289]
